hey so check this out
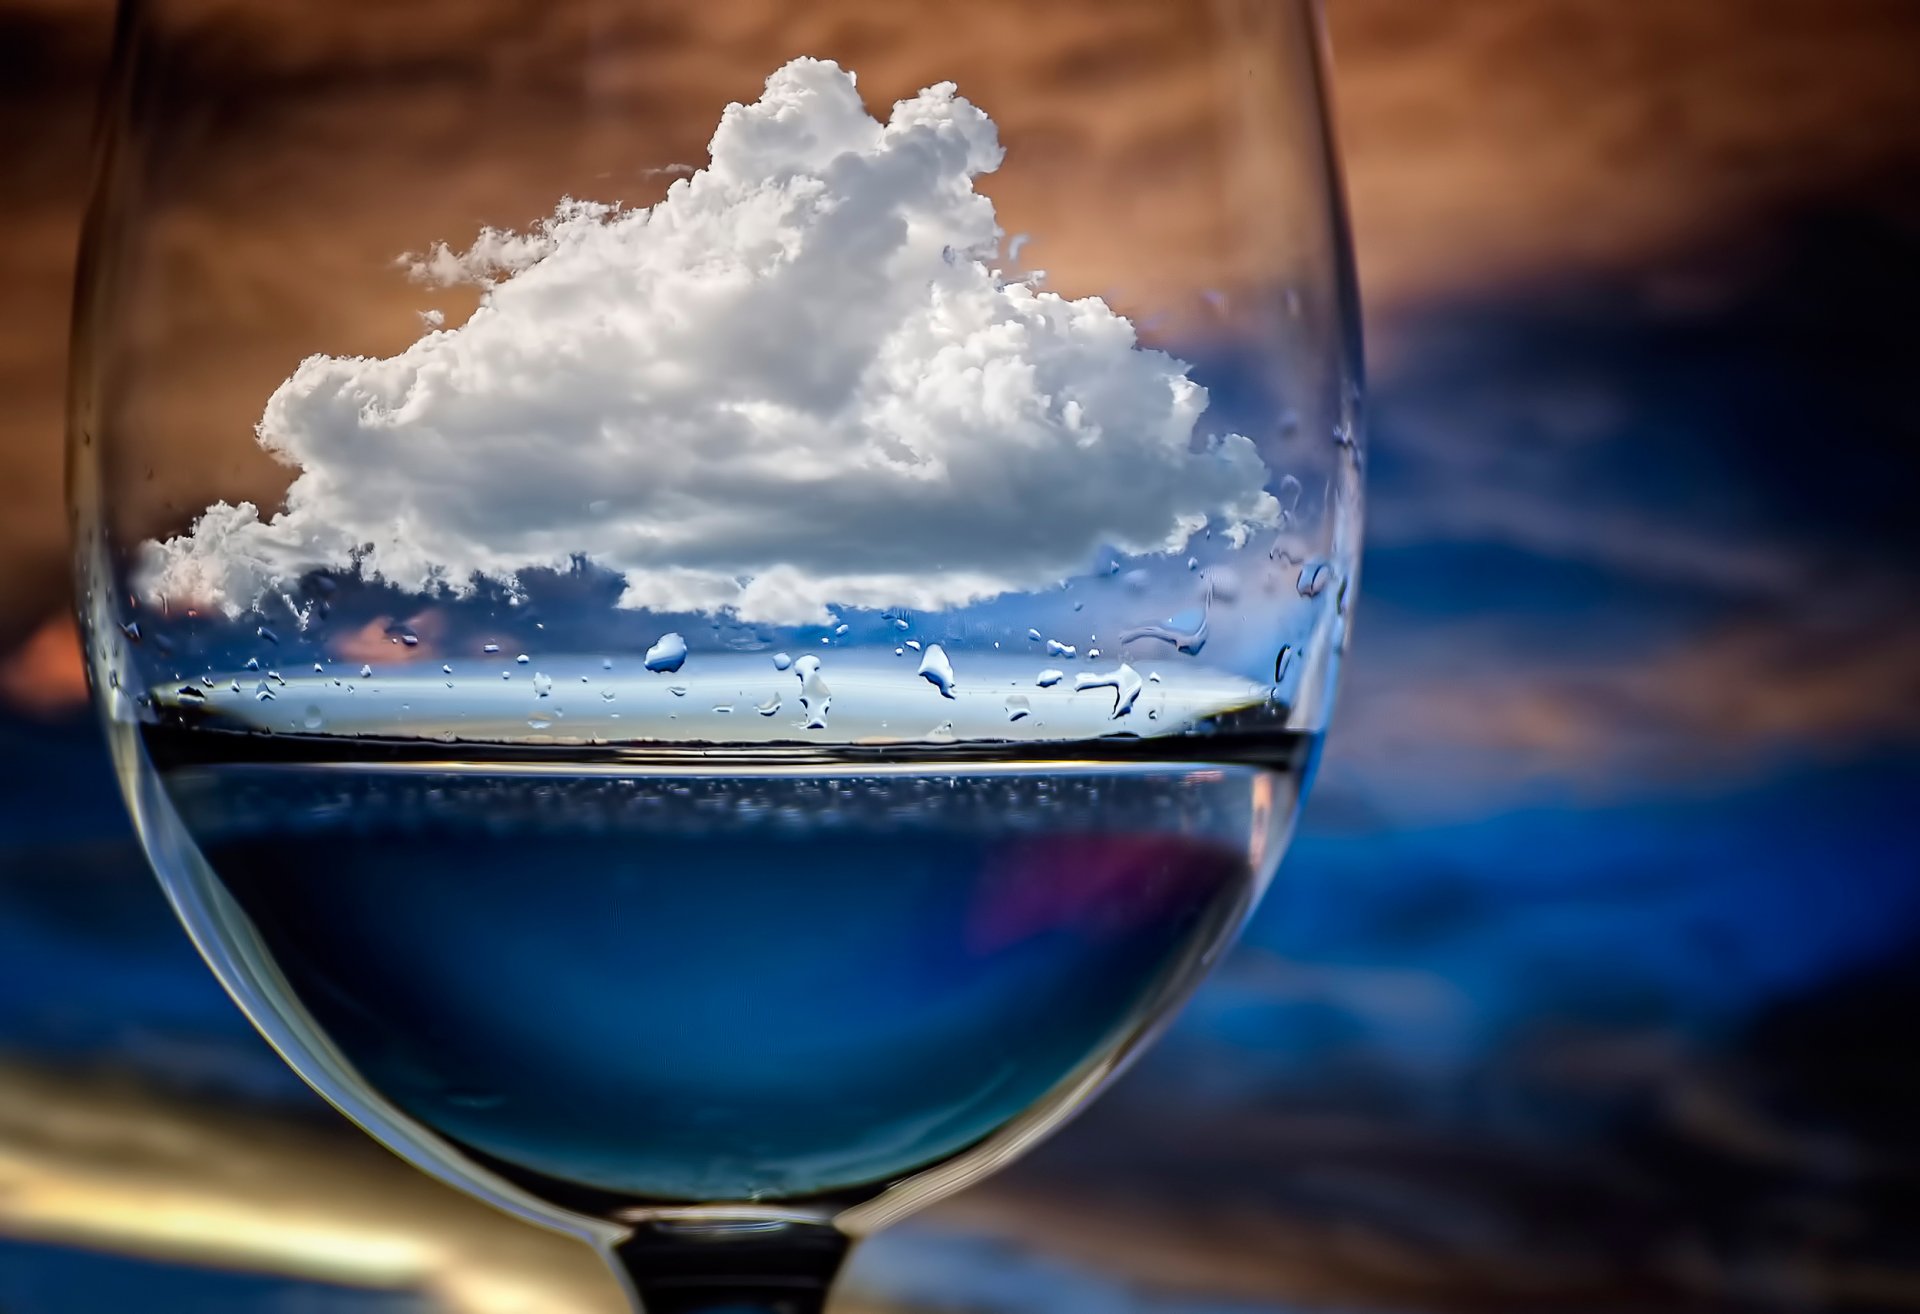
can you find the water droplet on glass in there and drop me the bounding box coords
[1121,595,1209,655]
[175,685,207,704]
[772,652,793,671]
[1027,628,1043,642]
[904,640,922,652]
[532,672,553,697]
[1297,561,1333,597]
[120,620,141,642]
[1036,668,1065,687]
[1074,663,1144,718]
[917,644,957,698]
[602,657,614,670]
[794,654,831,728]
[1005,694,1031,722]
[270,670,287,686]
[893,618,910,631]
[229,679,241,693]
[256,625,278,644]
[834,623,849,636]
[254,683,276,702]
[303,705,326,731]
[645,632,688,673]
[1274,645,1294,682]
[757,694,781,716]
[1045,639,1076,658]
[669,685,688,697]
[527,712,553,730]
[356,664,372,679]
[927,721,956,743]
[516,653,530,664]
[244,657,260,671]
[1187,557,1198,571]
[1276,473,1303,515]
[601,688,616,701]
[200,674,216,688]
[894,646,905,656]
[441,663,454,675]
[313,662,324,674]
[483,643,500,654]
[400,634,419,647]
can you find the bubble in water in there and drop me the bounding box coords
[772,652,792,671]
[532,672,553,697]
[756,694,782,716]
[1296,562,1333,598]
[1075,662,1144,718]
[1035,668,1065,687]
[645,632,689,673]
[483,643,500,654]
[516,653,531,664]
[1004,694,1031,722]
[527,712,554,730]
[916,644,957,699]
[1045,638,1077,658]
[303,705,326,731]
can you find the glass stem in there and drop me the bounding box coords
[610,1219,851,1314]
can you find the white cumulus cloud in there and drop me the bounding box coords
[138,58,1278,626]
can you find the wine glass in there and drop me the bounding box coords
[69,2,1362,1309]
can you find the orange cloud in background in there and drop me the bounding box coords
[0,614,88,716]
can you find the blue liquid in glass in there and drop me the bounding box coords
[145,731,1297,1205]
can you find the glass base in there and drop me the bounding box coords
[611,1218,849,1314]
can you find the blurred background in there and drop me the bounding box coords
[4,1,1919,1310]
